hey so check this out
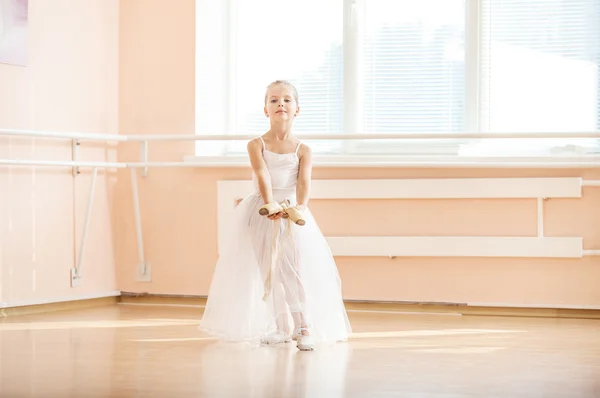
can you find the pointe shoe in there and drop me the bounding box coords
[284,206,306,226]
[295,327,315,351]
[280,201,306,226]
[258,202,283,216]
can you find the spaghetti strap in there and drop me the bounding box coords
[294,141,302,154]
[258,136,266,151]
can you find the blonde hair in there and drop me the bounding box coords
[264,80,299,105]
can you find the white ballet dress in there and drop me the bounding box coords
[199,137,352,346]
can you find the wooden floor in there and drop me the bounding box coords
[1,304,599,397]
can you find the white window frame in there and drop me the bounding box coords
[340,0,477,156]
[192,0,600,164]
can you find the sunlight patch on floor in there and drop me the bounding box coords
[0,318,201,331]
[348,329,525,339]
[130,337,216,342]
[409,346,507,354]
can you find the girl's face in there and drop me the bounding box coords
[264,84,299,121]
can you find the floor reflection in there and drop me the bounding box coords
[198,341,352,398]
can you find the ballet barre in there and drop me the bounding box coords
[1,128,600,288]
[4,128,600,141]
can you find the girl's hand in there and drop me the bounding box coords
[267,212,286,220]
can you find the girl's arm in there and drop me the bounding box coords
[247,138,273,204]
[248,138,275,205]
[296,144,313,210]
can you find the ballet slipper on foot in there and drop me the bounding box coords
[295,327,315,351]
[291,327,302,341]
[258,202,283,216]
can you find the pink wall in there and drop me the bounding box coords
[0,0,120,306]
[3,0,598,310]
[115,0,600,309]
[116,0,196,292]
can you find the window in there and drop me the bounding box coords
[363,1,465,133]
[195,0,600,158]
[195,0,343,156]
[230,0,344,154]
[464,0,600,157]
[355,0,466,154]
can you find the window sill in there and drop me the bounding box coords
[183,155,600,168]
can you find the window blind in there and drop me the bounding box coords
[231,0,344,154]
[480,0,600,133]
[362,0,466,134]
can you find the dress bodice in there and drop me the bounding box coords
[252,150,299,191]
[252,138,300,196]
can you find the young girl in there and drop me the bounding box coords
[199,80,352,351]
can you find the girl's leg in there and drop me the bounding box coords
[278,244,307,328]
[278,230,314,350]
[272,281,292,335]
[289,288,309,337]
[260,281,292,344]
[252,219,295,344]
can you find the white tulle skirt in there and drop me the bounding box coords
[199,188,352,346]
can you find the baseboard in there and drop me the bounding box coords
[343,300,600,319]
[118,292,207,306]
[3,291,599,320]
[0,291,121,317]
[116,293,600,320]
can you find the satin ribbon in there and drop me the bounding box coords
[262,206,299,301]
